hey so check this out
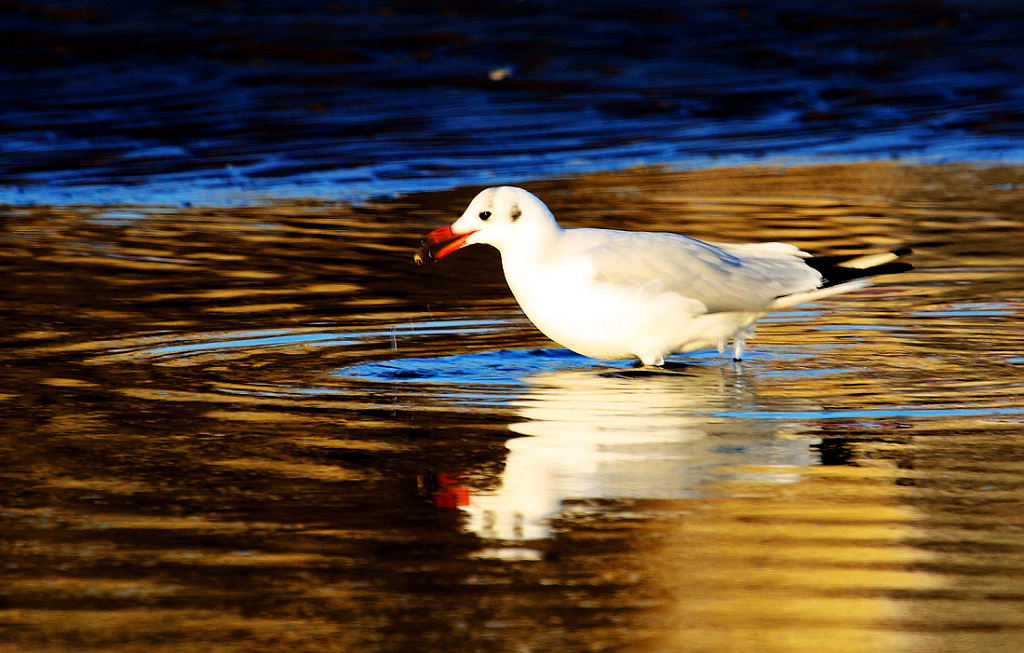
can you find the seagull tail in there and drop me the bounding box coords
[806,246,914,286]
[770,247,913,309]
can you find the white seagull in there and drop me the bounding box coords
[415,186,911,366]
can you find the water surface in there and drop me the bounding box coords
[2,163,1024,651]
[3,1,1024,204]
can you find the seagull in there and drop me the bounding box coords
[415,186,911,366]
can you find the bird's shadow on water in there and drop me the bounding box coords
[599,360,710,378]
[338,347,745,387]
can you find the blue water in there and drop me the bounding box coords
[339,348,632,385]
[3,0,1024,205]
[338,348,1024,424]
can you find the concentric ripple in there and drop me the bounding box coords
[81,319,511,366]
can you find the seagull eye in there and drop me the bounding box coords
[479,211,491,221]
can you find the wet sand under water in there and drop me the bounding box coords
[2,162,1024,651]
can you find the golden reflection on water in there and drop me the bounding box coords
[444,363,949,651]
[648,467,939,653]
[2,163,1024,651]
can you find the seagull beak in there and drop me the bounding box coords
[414,225,478,265]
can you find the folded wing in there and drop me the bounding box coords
[568,228,823,314]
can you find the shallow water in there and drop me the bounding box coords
[2,163,1024,651]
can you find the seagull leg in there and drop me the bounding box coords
[638,353,665,367]
[731,326,755,362]
[732,335,745,362]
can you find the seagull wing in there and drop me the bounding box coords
[566,228,822,313]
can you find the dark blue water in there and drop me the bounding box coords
[3,0,1024,205]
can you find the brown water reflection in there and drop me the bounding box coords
[2,163,1024,651]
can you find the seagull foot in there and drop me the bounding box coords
[637,353,665,367]
[732,332,750,362]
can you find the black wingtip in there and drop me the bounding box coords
[806,246,914,288]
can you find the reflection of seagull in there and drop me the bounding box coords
[460,366,817,542]
[416,186,911,365]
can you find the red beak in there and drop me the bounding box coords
[414,225,477,265]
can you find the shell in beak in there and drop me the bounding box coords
[414,226,477,265]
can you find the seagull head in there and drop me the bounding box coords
[414,186,562,265]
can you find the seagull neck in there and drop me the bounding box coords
[501,223,563,266]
